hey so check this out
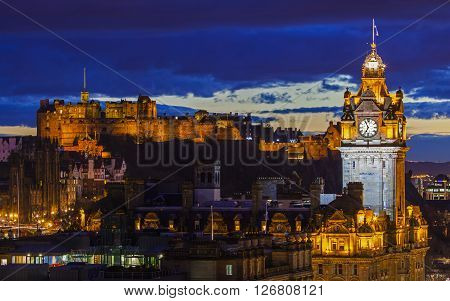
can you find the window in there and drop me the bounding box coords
[318,264,323,275]
[194,220,200,231]
[261,221,267,232]
[234,220,240,231]
[226,264,233,276]
[353,264,358,276]
[200,173,205,183]
[335,264,343,275]
[1,259,7,266]
[207,172,212,184]
[339,240,345,251]
[168,220,174,230]
[332,240,337,251]
[295,221,301,232]
[352,161,356,169]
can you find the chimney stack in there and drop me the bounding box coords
[347,182,364,205]
[250,181,263,231]
[310,177,324,211]
[181,181,194,210]
[181,181,194,233]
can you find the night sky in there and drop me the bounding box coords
[0,0,449,161]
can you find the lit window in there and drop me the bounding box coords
[261,221,267,232]
[1,259,7,266]
[168,220,174,230]
[234,220,240,231]
[226,264,233,276]
[296,221,301,232]
[332,240,337,251]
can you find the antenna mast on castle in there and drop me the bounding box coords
[83,67,87,91]
[81,67,89,103]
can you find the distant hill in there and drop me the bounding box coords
[157,104,276,123]
[406,161,450,176]
[156,104,197,116]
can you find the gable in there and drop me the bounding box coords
[354,99,381,113]
[328,210,347,222]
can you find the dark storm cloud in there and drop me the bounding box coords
[1,0,448,32]
[405,101,450,119]
[0,0,449,128]
[260,106,341,115]
[0,23,449,100]
[249,92,292,104]
[261,101,450,120]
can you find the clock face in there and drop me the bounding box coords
[359,118,378,138]
[366,61,379,69]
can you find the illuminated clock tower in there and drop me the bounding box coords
[339,39,407,226]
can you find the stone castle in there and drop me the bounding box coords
[37,79,245,147]
[36,71,340,160]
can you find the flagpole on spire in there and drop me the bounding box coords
[372,18,375,45]
[371,18,379,49]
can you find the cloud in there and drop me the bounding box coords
[0,126,36,136]
[248,92,292,104]
[261,101,450,120]
[404,101,450,119]
[260,106,341,115]
[0,20,449,100]
[1,1,448,32]
[156,75,357,113]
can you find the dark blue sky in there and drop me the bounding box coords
[0,0,449,161]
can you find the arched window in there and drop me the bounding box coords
[207,172,212,184]
[200,172,206,183]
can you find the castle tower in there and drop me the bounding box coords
[81,67,89,103]
[338,21,407,227]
